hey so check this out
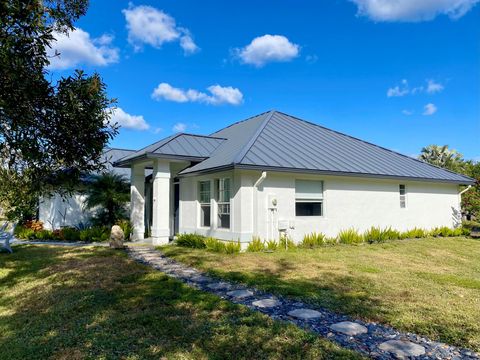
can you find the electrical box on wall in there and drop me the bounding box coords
[268,194,277,209]
[278,220,289,231]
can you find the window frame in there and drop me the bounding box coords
[295,179,324,217]
[399,184,407,209]
[198,180,211,228]
[216,178,231,229]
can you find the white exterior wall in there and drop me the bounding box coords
[39,194,92,230]
[179,169,461,244]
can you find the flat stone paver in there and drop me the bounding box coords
[330,321,368,336]
[126,246,479,360]
[379,340,426,357]
[252,298,281,308]
[207,282,232,290]
[287,308,322,320]
[226,289,253,299]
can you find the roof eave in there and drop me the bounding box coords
[114,153,208,167]
[180,163,474,185]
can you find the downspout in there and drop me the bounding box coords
[253,172,267,238]
[459,185,472,196]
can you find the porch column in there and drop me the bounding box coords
[130,164,145,241]
[151,159,171,245]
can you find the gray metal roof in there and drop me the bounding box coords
[179,110,474,184]
[116,133,225,165]
[101,148,136,178]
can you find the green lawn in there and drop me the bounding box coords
[0,245,362,360]
[160,237,480,352]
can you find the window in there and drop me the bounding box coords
[216,178,231,229]
[295,180,323,216]
[199,181,211,227]
[399,184,407,208]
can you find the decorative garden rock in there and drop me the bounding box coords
[109,225,124,249]
[379,340,426,357]
[330,321,368,336]
[126,246,480,360]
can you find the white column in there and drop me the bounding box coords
[130,164,145,241]
[151,159,171,245]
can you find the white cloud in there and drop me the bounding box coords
[423,103,438,116]
[172,123,187,132]
[109,107,150,130]
[47,28,119,70]
[387,79,409,97]
[426,79,445,94]
[351,0,479,22]
[122,4,199,54]
[152,83,243,105]
[387,79,444,97]
[306,54,319,64]
[402,109,414,116]
[235,34,300,67]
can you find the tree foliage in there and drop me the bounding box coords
[419,144,480,220]
[83,172,130,227]
[0,0,118,220]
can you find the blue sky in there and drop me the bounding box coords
[48,0,480,160]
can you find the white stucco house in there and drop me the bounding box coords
[112,110,474,246]
[40,110,474,246]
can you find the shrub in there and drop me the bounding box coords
[363,226,390,244]
[14,225,35,240]
[383,227,401,240]
[176,233,206,248]
[337,228,364,244]
[62,227,81,241]
[224,240,241,254]
[279,235,296,250]
[265,239,278,251]
[204,237,226,252]
[430,226,453,237]
[247,237,265,252]
[324,237,338,245]
[24,220,43,231]
[462,220,480,230]
[462,227,471,236]
[300,232,326,248]
[79,226,109,242]
[401,227,427,239]
[116,219,133,240]
[33,230,54,241]
[451,227,463,237]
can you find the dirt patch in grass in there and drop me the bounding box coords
[161,237,480,351]
[0,245,362,359]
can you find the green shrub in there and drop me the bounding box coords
[337,228,364,244]
[224,240,241,254]
[462,227,472,236]
[430,226,454,237]
[383,227,401,240]
[176,233,206,248]
[34,230,54,241]
[300,232,326,248]
[462,220,480,230]
[247,237,265,252]
[79,226,109,242]
[62,227,81,241]
[279,235,296,250]
[14,225,35,240]
[363,226,390,243]
[401,227,427,239]
[451,227,463,237]
[265,239,278,251]
[116,219,133,240]
[204,237,226,252]
[324,237,338,245]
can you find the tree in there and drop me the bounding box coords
[0,0,118,220]
[418,145,464,172]
[83,172,130,227]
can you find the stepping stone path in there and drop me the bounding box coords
[330,321,368,336]
[288,308,322,320]
[252,298,281,308]
[127,246,479,360]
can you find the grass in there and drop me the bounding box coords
[0,245,362,360]
[160,237,480,351]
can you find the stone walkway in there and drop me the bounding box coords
[128,246,478,360]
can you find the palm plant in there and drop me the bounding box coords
[83,172,130,226]
[418,145,463,171]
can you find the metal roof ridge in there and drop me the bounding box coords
[232,110,276,165]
